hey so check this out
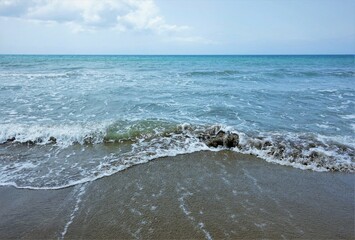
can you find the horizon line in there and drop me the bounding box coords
[0,53,354,56]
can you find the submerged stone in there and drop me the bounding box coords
[6,137,15,142]
[202,130,239,148]
[224,133,239,148]
[49,136,57,144]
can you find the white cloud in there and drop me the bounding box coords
[0,0,189,34]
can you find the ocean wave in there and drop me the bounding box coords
[0,121,354,190]
[0,122,109,146]
[266,70,354,78]
[180,69,354,80]
[182,70,240,77]
[0,72,82,79]
[0,85,22,91]
[0,120,181,146]
[1,121,354,171]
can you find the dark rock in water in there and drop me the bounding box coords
[206,137,224,148]
[6,137,15,142]
[49,136,57,143]
[309,151,319,160]
[263,141,272,148]
[26,140,35,145]
[224,133,239,148]
[205,130,224,147]
[273,144,286,156]
[203,130,239,148]
[308,143,317,148]
[208,126,222,136]
[291,150,299,159]
[198,133,210,141]
[84,136,93,144]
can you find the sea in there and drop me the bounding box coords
[0,55,354,190]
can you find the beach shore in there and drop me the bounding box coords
[0,150,353,239]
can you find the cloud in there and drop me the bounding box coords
[0,0,189,33]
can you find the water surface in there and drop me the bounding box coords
[0,55,354,189]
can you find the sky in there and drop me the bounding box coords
[0,0,354,54]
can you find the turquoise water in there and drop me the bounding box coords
[0,55,354,189]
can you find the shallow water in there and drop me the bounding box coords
[0,151,354,239]
[0,55,354,189]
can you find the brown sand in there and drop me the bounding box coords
[0,150,354,239]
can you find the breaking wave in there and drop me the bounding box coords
[0,121,354,190]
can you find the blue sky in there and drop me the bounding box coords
[0,0,354,54]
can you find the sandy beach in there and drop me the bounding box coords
[0,150,353,239]
[1,1,354,239]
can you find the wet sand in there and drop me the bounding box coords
[0,150,354,239]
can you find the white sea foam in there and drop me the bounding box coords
[0,122,110,146]
[178,187,213,240]
[316,124,330,129]
[0,72,72,78]
[60,184,87,239]
[318,89,339,93]
[0,124,211,190]
[340,114,355,120]
[0,123,353,190]
[231,130,354,172]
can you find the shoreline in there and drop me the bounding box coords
[0,150,354,239]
